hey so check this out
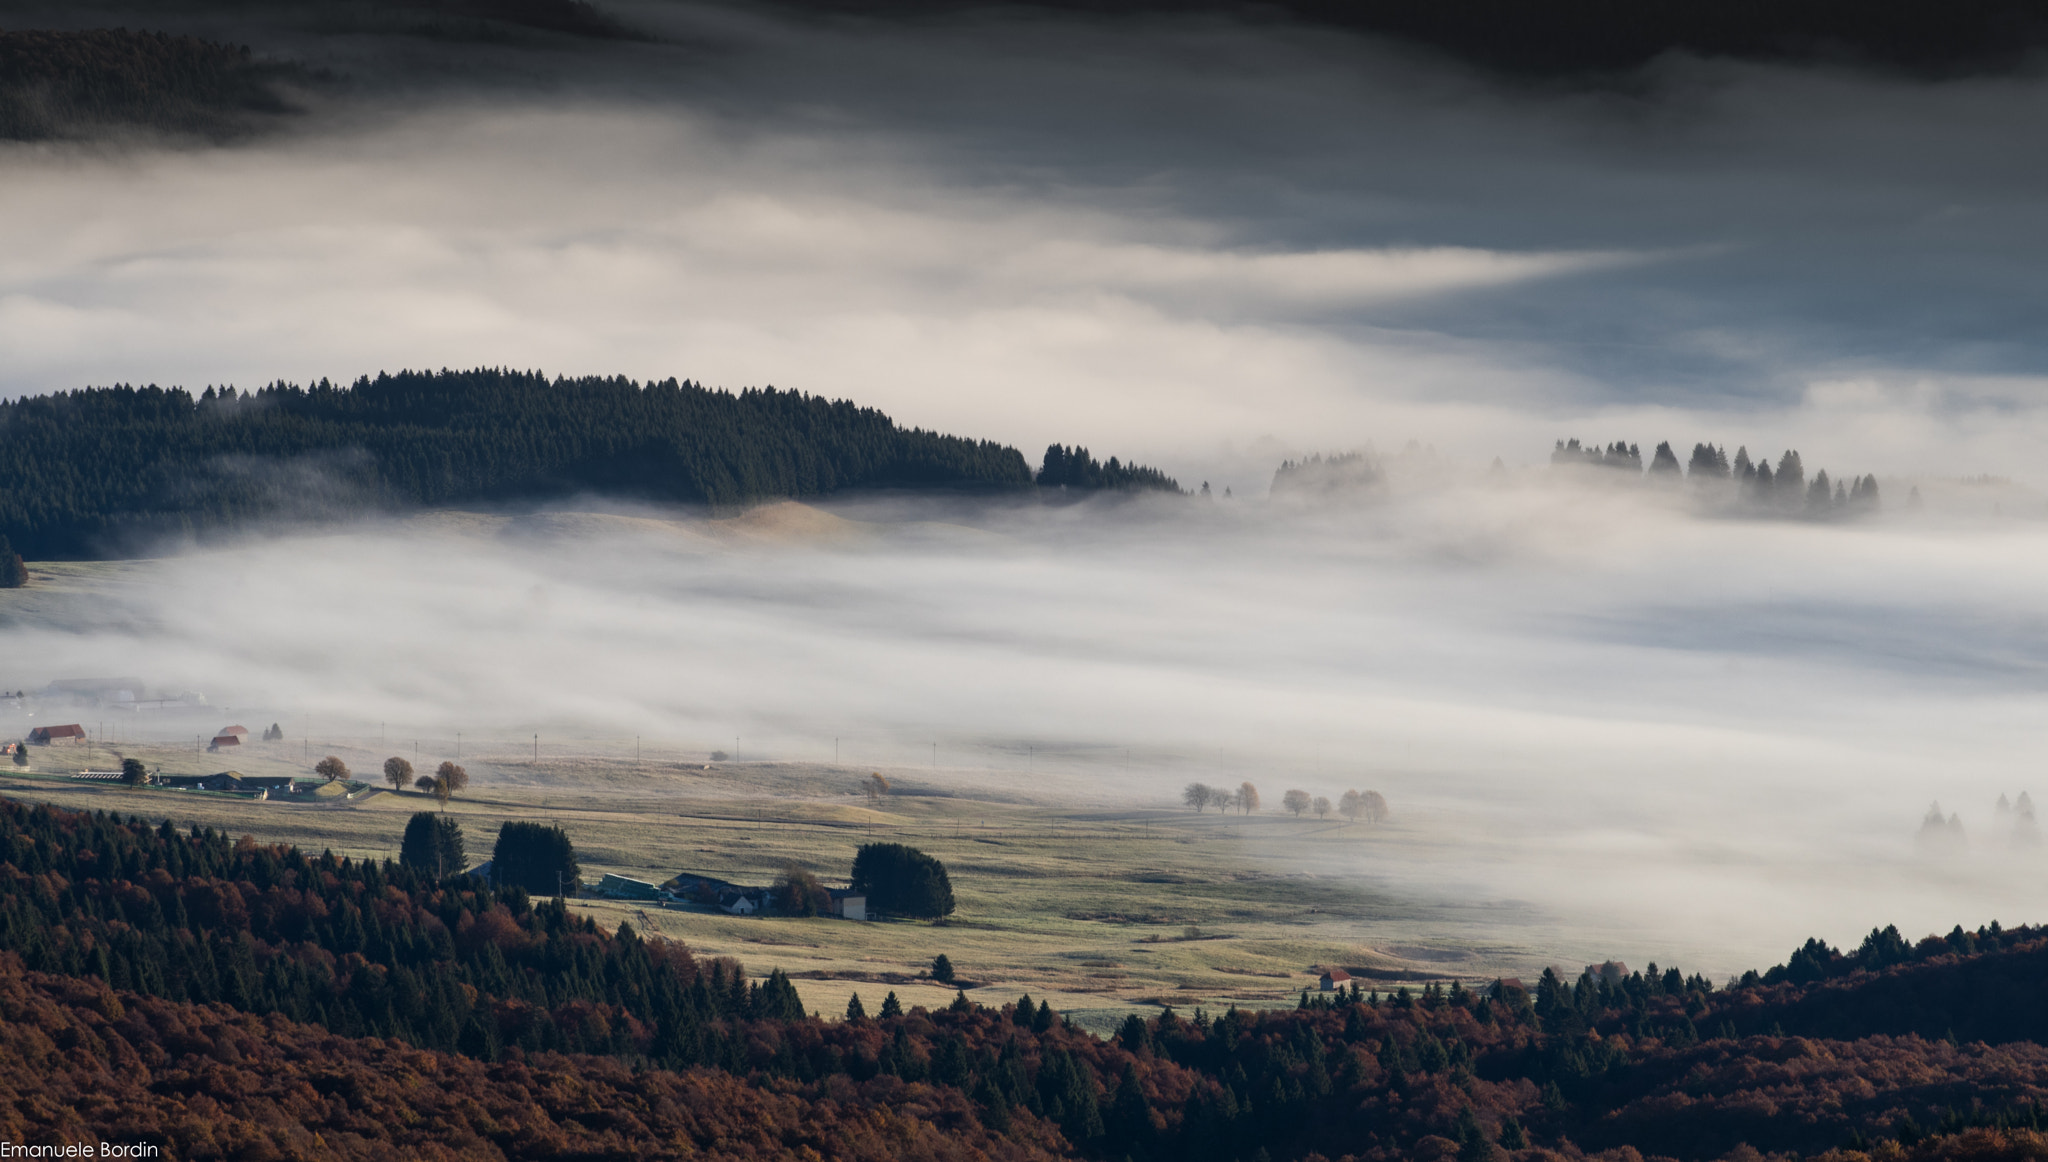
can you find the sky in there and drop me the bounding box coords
[4,0,2048,488]
[3,0,2048,974]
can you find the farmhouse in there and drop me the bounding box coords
[28,725,86,745]
[1318,968,1352,991]
[719,891,761,915]
[219,725,250,737]
[594,874,661,901]
[208,734,240,752]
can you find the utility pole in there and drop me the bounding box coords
[835,737,839,764]
[932,742,937,768]
[533,734,538,763]
[457,732,461,760]
[636,735,640,762]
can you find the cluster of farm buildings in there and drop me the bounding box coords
[583,870,867,921]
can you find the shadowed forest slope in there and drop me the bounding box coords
[11,800,2048,1159]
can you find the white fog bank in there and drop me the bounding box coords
[4,477,2047,974]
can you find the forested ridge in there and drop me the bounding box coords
[0,369,1187,558]
[771,0,2048,76]
[12,800,2048,1159]
[0,28,298,142]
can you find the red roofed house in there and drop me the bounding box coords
[220,725,249,737]
[28,724,86,745]
[1319,968,1352,992]
[208,734,241,752]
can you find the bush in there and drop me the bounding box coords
[850,842,955,919]
[493,821,579,896]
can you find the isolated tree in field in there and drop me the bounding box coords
[264,723,282,741]
[862,772,890,805]
[932,953,956,983]
[493,821,579,896]
[437,761,468,796]
[850,841,956,918]
[400,811,465,879]
[773,863,829,917]
[314,755,349,783]
[0,536,24,589]
[1338,789,1363,822]
[1361,790,1390,823]
[1236,782,1260,814]
[1282,789,1312,817]
[1183,782,1214,812]
[1313,795,1332,819]
[383,756,413,791]
[120,757,147,786]
[414,774,437,794]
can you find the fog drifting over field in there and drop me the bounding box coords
[10,475,2048,975]
[5,0,2048,974]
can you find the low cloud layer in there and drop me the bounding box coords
[7,478,2048,974]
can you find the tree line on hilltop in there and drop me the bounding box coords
[1182,781,1388,824]
[13,796,2048,1159]
[1554,437,1882,516]
[0,370,1187,560]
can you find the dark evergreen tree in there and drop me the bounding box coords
[492,821,579,895]
[400,812,465,879]
[850,842,956,918]
[0,536,23,588]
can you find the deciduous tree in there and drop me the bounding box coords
[1313,795,1332,819]
[1236,782,1260,814]
[383,756,412,791]
[314,755,349,782]
[1282,789,1312,817]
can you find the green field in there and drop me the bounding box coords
[0,731,1551,1033]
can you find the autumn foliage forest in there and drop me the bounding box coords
[6,799,2048,1159]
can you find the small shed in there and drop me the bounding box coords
[827,888,868,921]
[28,725,86,745]
[719,891,760,915]
[208,734,240,752]
[1318,968,1352,992]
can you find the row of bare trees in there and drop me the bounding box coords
[1182,781,1259,813]
[379,756,469,805]
[1182,781,1388,823]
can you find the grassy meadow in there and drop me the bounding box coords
[0,730,1543,1033]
